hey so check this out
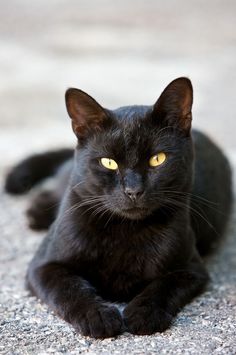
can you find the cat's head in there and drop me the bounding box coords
[65,78,193,220]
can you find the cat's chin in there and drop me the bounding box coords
[116,207,151,220]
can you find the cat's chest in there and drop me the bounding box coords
[76,226,164,301]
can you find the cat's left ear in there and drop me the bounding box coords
[65,88,109,140]
[152,77,193,135]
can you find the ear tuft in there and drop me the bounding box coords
[65,88,109,139]
[153,77,193,134]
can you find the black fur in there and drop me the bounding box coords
[5,149,73,194]
[26,190,59,230]
[5,78,232,338]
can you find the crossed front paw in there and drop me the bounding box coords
[123,298,173,335]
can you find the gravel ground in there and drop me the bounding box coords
[1,0,236,354]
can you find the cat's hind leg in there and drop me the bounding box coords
[26,159,73,230]
[27,190,59,230]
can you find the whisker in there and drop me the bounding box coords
[63,196,106,216]
[150,190,224,217]
[158,196,219,236]
[81,201,107,218]
[151,190,218,206]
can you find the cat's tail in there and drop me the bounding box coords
[5,148,74,195]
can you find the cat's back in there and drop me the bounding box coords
[191,129,232,255]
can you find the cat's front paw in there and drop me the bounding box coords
[124,298,173,335]
[74,305,124,339]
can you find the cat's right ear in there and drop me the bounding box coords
[65,88,109,139]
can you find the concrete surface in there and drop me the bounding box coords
[0,0,236,354]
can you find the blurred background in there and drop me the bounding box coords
[1,2,236,352]
[0,0,236,165]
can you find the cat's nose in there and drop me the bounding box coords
[124,187,144,202]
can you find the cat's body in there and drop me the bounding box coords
[5,78,232,338]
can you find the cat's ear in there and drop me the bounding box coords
[65,88,109,139]
[152,77,193,134]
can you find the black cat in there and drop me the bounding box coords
[5,78,232,338]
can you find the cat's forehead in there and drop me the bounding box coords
[111,106,151,147]
[90,104,176,162]
[92,105,161,164]
[111,105,154,150]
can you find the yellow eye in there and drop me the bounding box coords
[100,158,118,170]
[149,152,166,167]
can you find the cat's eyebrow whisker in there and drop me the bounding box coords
[155,125,185,142]
[155,125,174,138]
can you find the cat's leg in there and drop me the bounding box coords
[27,262,124,338]
[5,149,73,194]
[123,255,209,335]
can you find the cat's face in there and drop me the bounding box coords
[66,78,194,220]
